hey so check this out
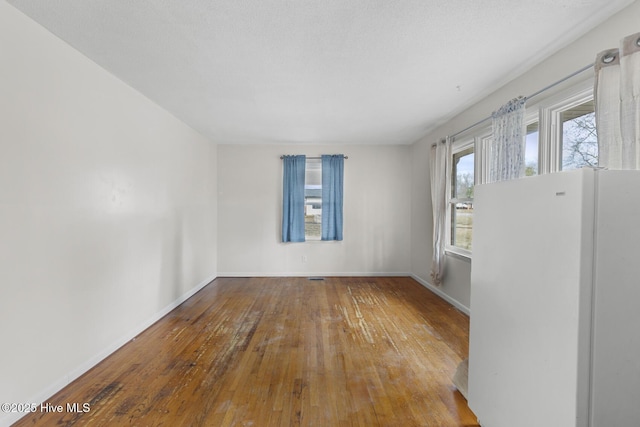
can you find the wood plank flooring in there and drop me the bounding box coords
[14,277,479,426]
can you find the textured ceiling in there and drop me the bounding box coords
[6,0,634,145]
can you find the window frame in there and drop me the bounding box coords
[524,108,542,177]
[477,131,492,185]
[537,79,595,174]
[445,137,477,259]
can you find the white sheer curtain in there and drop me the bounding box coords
[489,96,526,182]
[595,32,640,169]
[430,137,449,286]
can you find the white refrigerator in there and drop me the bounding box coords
[468,168,640,427]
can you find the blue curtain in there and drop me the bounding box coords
[282,155,306,242]
[321,154,344,241]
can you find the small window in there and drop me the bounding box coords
[304,158,322,240]
[450,146,474,252]
[560,100,597,170]
[282,154,344,243]
[525,122,540,176]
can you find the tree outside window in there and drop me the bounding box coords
[561,100,598,170]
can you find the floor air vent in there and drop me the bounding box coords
[308,277,325,281]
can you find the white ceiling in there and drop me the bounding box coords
[6,0,634,145]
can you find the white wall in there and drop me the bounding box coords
[0,4,217,425]
[217,144,411,276]
[410,0,640,311]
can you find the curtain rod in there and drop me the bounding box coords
[280,155,348,159]
[432,62,595,147]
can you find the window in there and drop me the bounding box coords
[304,158,322,240]
[525,121,540,176]
[447,143,475,255]
[282,154,344,243]
[442,79,596,259]
[559,99,597,170]
[544,80,596,173]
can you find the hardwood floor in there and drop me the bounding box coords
[14,277,479,426]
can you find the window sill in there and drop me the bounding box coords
[445,248,472,262]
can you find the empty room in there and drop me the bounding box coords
[2,0,639,426]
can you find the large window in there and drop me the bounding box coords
[447,144,475,254]
[443,80,596,259]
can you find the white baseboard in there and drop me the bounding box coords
[217,272,470,316]
[216,271,410,277]
[66,273,217,380]
[411,274,470,316]
[0,273,217,427]
[217,272,470,315]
